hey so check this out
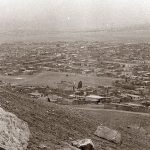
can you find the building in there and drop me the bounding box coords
[85,95,105,104]
[126,94,141,101]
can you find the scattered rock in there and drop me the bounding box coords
[127,125,147,135]
[139,127,147,135]
[71,139,94,150]
[38,144,48,149]
[94,126,121,144]
[69,137,73,140]
[127,124,139,130]
[0,107,30,150]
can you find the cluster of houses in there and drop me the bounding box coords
[0,42,150,79]
[0,42,150,112]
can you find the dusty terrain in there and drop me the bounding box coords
[0,71,116,88]
[0,87,149,150]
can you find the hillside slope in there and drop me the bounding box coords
[0,88,149,150]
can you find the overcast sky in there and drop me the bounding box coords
[0,0,150,31]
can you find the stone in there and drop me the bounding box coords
[71,139,94,150]
[39,144,48,149]
[0,107,30,150]
[127,124,139,130]
[128,125,147,135]
[139,127,147,135]
[94,126,121,144]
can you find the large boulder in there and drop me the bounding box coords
[0,107,30,150]
[94,126,121,144]
[71,139,94,150]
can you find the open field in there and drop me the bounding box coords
[0,71,118,88]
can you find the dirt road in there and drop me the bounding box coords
[73,106,150,116]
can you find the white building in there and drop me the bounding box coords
[85,95,104,103]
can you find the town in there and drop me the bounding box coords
[1,1,150,150]
[0,41,150,113]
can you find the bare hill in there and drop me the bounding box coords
[0,88,149,150]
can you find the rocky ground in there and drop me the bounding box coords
[0,87,149,150]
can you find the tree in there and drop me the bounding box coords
[78,81,82,89]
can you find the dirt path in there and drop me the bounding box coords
[73,106,150,116]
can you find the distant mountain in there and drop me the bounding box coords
[1,23,150,35]
[106,24,150,32]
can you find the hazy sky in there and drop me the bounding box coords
[0,0,150,31]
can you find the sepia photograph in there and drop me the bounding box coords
[0,0,150,149]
